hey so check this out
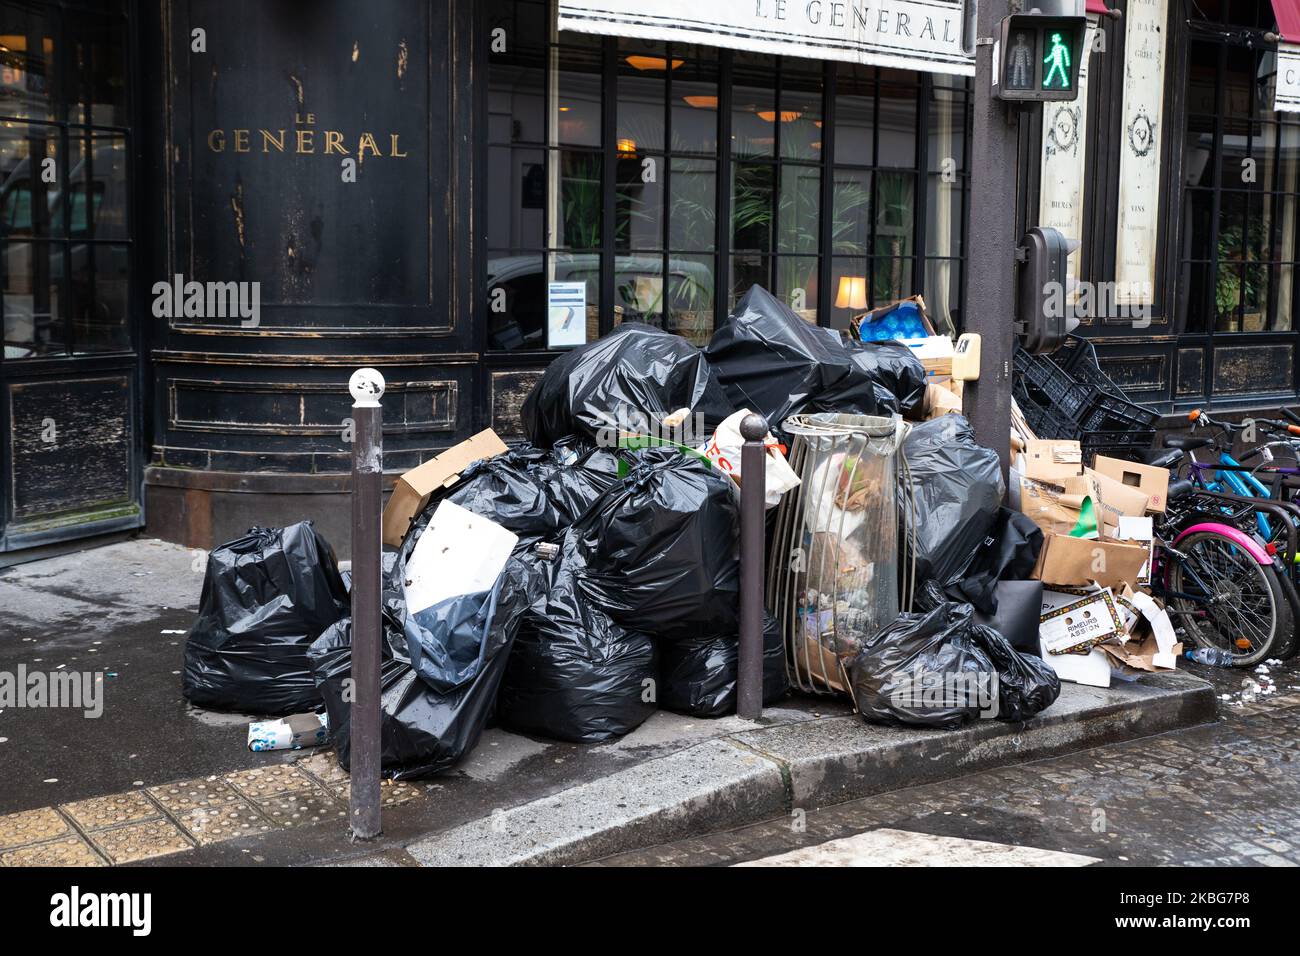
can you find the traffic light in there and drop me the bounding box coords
[996,13,1087,102]
[1015,226,1080,354]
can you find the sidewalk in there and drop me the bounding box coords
[0,537,1218,867]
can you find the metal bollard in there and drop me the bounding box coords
[736,413,769,720]
[347,367,385,840]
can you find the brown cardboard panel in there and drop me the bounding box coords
[1092,455,1170,513]
[1033,533,1151,590]
[380,429,510,546]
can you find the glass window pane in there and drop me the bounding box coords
[1184,113,1215,189]
[730,253,768,307]
[1185,41,1219,116]
[553,149,602,249]
[617,37,666,153]
[0,122,58,237]
[61,131,127,240]
[778,164,820,254]
[1183,260,1212,335]
[486,251,545,349]
[775,255,818,320]
[834,64,875,165]
[780,67,823,162]
[0,2,56,122]
[669,157,715,251]
[2,239,64,357]
[925,174,963,258]
[873,255,914,306]
[556,45,602,148]
[616,149,663,250]
[731,162,773,252]
[874,171,915,260]
[924,257,963,330]
[927,86,966,174]
[832,168,871,255]
[487,63,547,145]
[667,252,714,345]
[68,8,127,127]
[1215,261,1243,331]
[1241,262,1268,331]
[72,242,128,352]
[1272,262,1295,331]
[487,146,545,250]
[672,46,719,154]
[830,256,869,331]
[877,75,918,168]
[732,52,776,159]
[1216,193,1246,262]
[613,253,665,325]
[1184,188,1214,261]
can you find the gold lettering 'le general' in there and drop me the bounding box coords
[206,115,408,158]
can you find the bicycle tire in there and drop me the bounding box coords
[1165,529,1293,667]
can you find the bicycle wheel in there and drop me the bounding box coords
[1165,530,1294,667]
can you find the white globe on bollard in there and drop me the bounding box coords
[348,367,386,407]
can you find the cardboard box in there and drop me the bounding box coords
[1033,532,1152,590]
[1070,469,1152,534]
[381,429,509,547]
[1092,456,1170,513]
[1019,476,1090,535]
[1022,439,1083,483]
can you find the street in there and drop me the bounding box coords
[597,664,1300,866]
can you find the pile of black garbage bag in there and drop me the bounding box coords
[850,583,1060,730]
[182,521,349,715]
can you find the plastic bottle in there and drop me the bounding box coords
[1184,647,1234,667]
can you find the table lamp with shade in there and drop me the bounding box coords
[834,275,868,317]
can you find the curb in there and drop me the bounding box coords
[404,672,1217,867]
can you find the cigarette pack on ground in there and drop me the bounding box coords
[248,712,327,752]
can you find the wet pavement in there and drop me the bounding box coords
[595,659,1300,866]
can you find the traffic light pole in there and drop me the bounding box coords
[964,0,1020,482]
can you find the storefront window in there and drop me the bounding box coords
[0,0,131,359]
[1181,8,1300,334]
[484,0,970,350]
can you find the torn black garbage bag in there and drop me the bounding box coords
[946,507,1044,615]
[900,414,1005,599]
[182,521,349,716]
[705,285,899,431]
[309,556,538,779]
[849,598,999,730]
[496,559,658,742]
[571,447,740,637]
[521,322,733,448]
[658,613,790,718]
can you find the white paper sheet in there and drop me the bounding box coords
[403,500,518,614]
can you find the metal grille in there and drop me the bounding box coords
[769,413,906,696]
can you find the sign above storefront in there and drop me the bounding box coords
[1275,43,1300,112]
[558,0,975,76]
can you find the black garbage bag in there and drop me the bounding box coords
[847,339,928,419]
[521,322,733,448]
[571,447,740,637]
[849,598,999,730]
[658,614,790,718]
[496,560,658,742]
[443,448,561,549]
[968,622,1061,722]
[945,507,1044,614]
[309,555,539,778]
[183,521,348,716]
[900,414,1005,598]
[705,285,900,432]
[530,441,636,527]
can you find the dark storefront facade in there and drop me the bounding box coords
[0,0,973,557]
[3,0,1298,558]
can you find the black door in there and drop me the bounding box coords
[0,0,142,554]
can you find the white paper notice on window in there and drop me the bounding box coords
[403,500,518,615]
[547,281,587,348]
[1276,43,1300,113]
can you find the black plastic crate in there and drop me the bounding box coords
[1014,336,1159,436]
[1013,379,1155,462]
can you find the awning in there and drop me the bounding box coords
[1085,0,1109,13]
[1274,0,1300,42]
[558,0,975,77]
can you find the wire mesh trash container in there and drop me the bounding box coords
[769,414,906,695]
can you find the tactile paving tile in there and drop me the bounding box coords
[0,807,71,850]
[253,790,347,828]
[226,764,321,800]
[296,752,349,788]
[61,791,161,831]
[89,819,193,865]
[381,780,421,807]
[179,799,276,845]
[1,836,103,867]
[148,778,241,814]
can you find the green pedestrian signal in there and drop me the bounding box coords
[1042,31,1072,90]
